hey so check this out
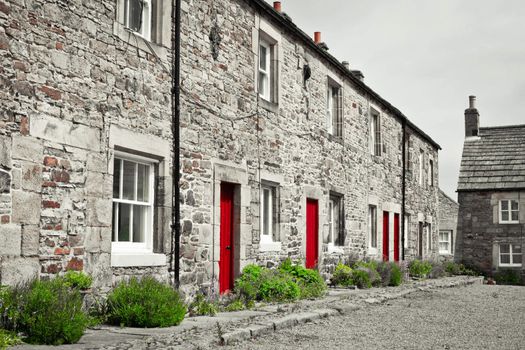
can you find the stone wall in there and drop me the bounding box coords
[0,0,173,290]
[438,189,458,262]
[457,190,525,281]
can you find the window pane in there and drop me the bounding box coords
[511,211,518,221]
[127,0,143,32]
[258,72,267,97]
[259,45,267,70]
[511,200,518,211]
[133,205,146,243]
[113,159,121,198]
[500,254,510,264]
[513,245,522,254]
[137,163,150,202]
[500,244,510,254]
[263,189,270,236]
[501,201,508,210]
[370,206,377,248]
[122,160,136,200]
[512,254,522,265]
[112,203,118,241]
[118,203,131,242]
[501,211,509,221]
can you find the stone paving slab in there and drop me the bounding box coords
[12,276,483,349]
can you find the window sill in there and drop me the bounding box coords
[113,22,168,62]
[111,252,167,267]
[439,252,453,256]
[368,247,378,256]
[498,264,522,268]
[259,98,279,114]
[326,244,344,254]
[260,241,282,252]
[498,221,520,225]
[326,132,344,145]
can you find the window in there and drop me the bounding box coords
[124,0,152,41]
[258,40,272,101]
[327,80,343,137]
[112,153,155,252]
[369,109,381,156]
[419,150,424,186]
[327,195,344,247]
[418,222,423,258]
[499,200,519,223]
[499,244,522,266]
[405,134,412,177]
[428,159,434,187]
[403,214,410,249]
[427,223,432,252]
[439,230,452,254]
[368,205,377,249]
[260,184,280,250]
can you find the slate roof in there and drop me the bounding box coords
[458,124,525,191]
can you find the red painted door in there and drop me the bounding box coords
[393,213,400,262]
[382,211,389,261]
[219,183,235,294]
[306,199,319,269]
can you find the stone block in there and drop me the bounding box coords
[0,135,11,169]
[84,226,112,253]
[11,190,41,225]
[0,170,10,194]
[87,152,108,173]
[30,115,101,151]
[21,162,42,192]
[21,225,39,256]
[85,171,110,197]
[86,197,112,226]
[85,252,112,290]
[273,315,298,330]
[0,257,39,286]
[0,224,21,256]
[11,135,42,163]
[221,329,251,345]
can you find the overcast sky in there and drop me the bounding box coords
[264,0,525,200]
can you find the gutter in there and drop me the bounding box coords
[401,119,406,260]
[171,0,181,288]
[246,0,441,151]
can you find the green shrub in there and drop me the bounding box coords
[376,262,393,287]
[445,262,478,276]
[351,268,372,289]
[19,279,88,345]
[409,260,433,278]
[494,270,522,285]
[389,263,403,286]
[258,270,301,302]
[224,299,245,312]
[234,265,264,302]
[0,329,21,350]
[63,271,93,290]
[331,263,354,287]
[429,261,447,279]
[188,293,218,316]
[107,277,186,328]
[280,259,326,298]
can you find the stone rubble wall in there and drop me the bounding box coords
[438,189,458,262]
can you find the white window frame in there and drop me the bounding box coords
[112,151,156,253]
[419,151,424,186]
[403,214,410,249]
[259,184,281,251]
[368,205,378,252]
[327,196,344,253]
[499,200,519,224]
[327,86,334,135]
[499,243,522,267]
[439,230,452,255]
[369,108,381,156]
[124,0,152,41]
[426,223,432,252]
[258,40,271,101]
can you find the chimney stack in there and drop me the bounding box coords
[341,61,350,70]
[314,32,321,44]
[465,95,479,137]
[273,1,281,13]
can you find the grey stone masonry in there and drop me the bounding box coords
[438,189,458,262]
[0,0,441,294]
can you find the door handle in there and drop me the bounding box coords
[226,245,231,250]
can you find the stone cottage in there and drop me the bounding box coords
[456,96,524,282]
[437,189,458,261]
[0,0,441,295]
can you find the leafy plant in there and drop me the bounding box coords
[444,262,478,276]
[389,263,403,286]
[63,271,93,290]
[376,262,393,287]
[280,259,326,298]
[0,329,21,350]
[224,299,245,312]
[234,264,264,302]
[408,260,433,278]
[189,293,219,316]
[258,269,301,302]
[331,263,354,287]
[107,277,186,327]
[494,270,522,285]
[429,261,447,279]
[351,268,372,289]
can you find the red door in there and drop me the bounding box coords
[219,183,235,294]
[306,199,319,269]
[382,211,389,261]
[393,213,400,262]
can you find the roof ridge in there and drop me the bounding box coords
[480,124,525,130]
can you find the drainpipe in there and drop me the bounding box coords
[171,0,181,288]
[401,119,406,260]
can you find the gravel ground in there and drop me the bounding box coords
[222,284,525,350]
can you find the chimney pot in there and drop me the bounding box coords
[469,95,476,109]
[273,1,282,13]
[342,61,350,70]
[314,32,321,44]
